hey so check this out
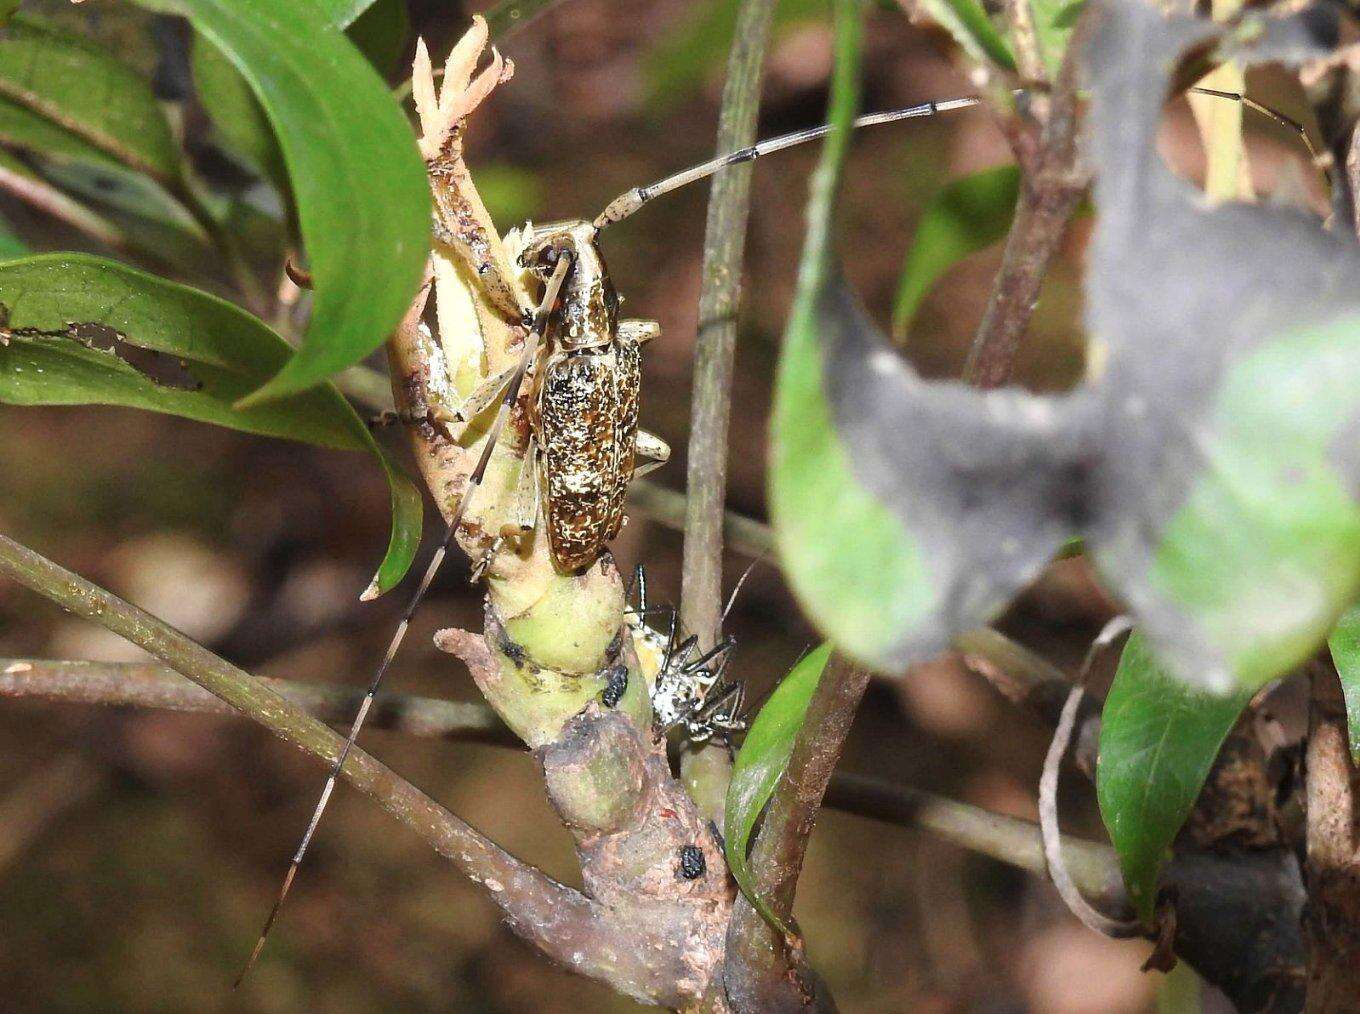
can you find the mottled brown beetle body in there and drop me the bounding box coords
[519,221,666,572]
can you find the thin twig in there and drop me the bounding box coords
[724,652,871,1009]
[1005,0,1047,84]
[676,0,777,838]
[825,773,1128,913]
[1038,617,1139,937]
[0,650,1136,915]
[0,532,628,981]
[1303,661,1360,1005]
[0,163,131,252]
[679,0,776,645]
[961,9,1091,388]
[0,657,516,746]
[1040,684,1140,937]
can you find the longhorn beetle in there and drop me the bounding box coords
[236,27,1319,976]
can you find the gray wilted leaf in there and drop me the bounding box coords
[772,0,1360,695]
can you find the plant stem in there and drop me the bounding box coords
[961,8,1090,388]
[1303,661,1360,1008]
[0,163,131,251]
[724,652,870,1008]
[0,531,614,973]
[0,657,516,746]
[680,0,777,648]
[677,0,778,831]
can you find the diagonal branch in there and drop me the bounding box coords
[0,531,636,985]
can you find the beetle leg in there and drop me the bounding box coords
[618,319,661,345]
[506,438,541,536]
[432,363,520,435]
[631,429,671,479]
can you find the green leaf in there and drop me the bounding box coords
[1029,0,1085,78]
[892,163,1020,341]
[0,95,123,171]
[137,0,430,404]
[723,643,833,935]
[916,0,1016,72]
[0,0,18,27]
[769,0,1069,672]
[190,33,287,192]
[0,15,182,183]
[322,0,381,28]
[1327,603,1360,765]
[0,253,421,594]
[769,0,906,669]
[1096,633,1252,922]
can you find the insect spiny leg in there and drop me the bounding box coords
[234,252,573,988]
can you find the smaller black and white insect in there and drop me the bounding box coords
[623,564,751,746]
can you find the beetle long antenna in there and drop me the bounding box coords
[234,253,573,988]
[593,86,1322,232]
[1186,86,1324,168]
[593,99,981,230]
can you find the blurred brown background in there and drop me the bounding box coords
[0,0,1321,1009]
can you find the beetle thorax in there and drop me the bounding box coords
[518,219,619,349]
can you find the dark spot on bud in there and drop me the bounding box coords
[498,632,527,667]
[601,664,628,708]
[678,844,706,880]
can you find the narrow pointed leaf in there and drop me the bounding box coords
[892,163,1020,341]
[0,253,420,593]
[0,16,182,183]
[1096,633,1252,921]
[1327,604,1360,765]
[723,643,833,936]
[135,0,429,404]
[916,0,1016,72]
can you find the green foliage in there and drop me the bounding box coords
[0,253,421,594]
[770,0,937,669]
[768,4,1360,695]
[723,643,833,935]
[1327,604,1360,764]
[1029,0,1085,78]
[1096,633,1252,921]
[190,33,287,192]
[0,15,182,182]
[133,0,429,404]
[916,0,1016,71]
[892,164,1020,341]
